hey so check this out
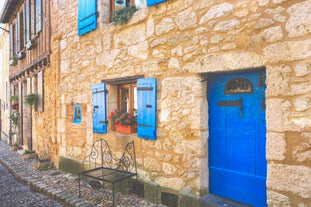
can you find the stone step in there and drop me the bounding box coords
[202,194,252,207]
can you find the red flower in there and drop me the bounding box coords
[108,109,137,126]
[12,103,18,110]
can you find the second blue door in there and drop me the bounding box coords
[208,70,267,206]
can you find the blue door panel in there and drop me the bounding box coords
[208,70,267,207]
[210,167,266,205]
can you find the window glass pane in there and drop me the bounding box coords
[224,78,253,94]
[135,0,143,8]
[120,88,129,113]
[74,104,82,123]
[133,86,137,112]
[115,0,126,9]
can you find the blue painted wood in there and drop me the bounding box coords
[147,0,166,7]
[92,83,107,134]
[73,104,82,124]
[78,0,97,36]
[137,78,157,140]
[208,70,267,207]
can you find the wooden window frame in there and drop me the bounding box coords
[117,83,137,114]
[111,0,135,13]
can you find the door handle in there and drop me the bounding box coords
[217,98,243,112]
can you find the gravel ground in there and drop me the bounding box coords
[0,141,164,207]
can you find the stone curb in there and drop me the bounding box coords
[0,156,94,207]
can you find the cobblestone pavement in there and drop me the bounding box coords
[0,141,164,207]
[0,161,65,207]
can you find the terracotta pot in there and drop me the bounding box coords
[115,124,136,134]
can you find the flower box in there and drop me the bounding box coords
[115,124,136,134]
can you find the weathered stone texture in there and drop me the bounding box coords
[286,0,311,37]
[47,0,311,205]
[263,39,311,63]
[267,191,292,207]
[266,132,286,161]
[268,164,311,199]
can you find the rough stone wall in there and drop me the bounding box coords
[49,0,311,205]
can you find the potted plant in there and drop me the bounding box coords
[112,6,138,25]
[108,109,137,134]
[9,95,19,110]
[9,112,19,126]
[9,55,18,66]
[22,149,36,160]
[24,93,38,108]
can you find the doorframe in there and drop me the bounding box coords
[204,67,267,205]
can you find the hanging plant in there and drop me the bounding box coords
[24,93,38,108]
[9,95,18,103]
[9,112,19,126]
[9,55,18,66]
[112,6,138,25]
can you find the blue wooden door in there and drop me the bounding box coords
[208,70,267,206]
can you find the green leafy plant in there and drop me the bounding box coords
[9,112,19,126]
[9,55,17,66]
[9,95,18,103]
[24,93,38,107]
[108,109,137,126]
[112,6,138,25]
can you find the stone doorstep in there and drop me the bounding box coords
[202,194,251,207]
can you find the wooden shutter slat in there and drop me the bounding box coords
[137,78,157,140]
[147,0,166,7]
[78,0,97,36]
[92,83,107,134]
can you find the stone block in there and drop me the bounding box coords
[286,0,311,38]
[199,3,234,25]
[58,156,84,174]
[267,190,291,207]
[267,163,311,199]
[264,39,311,63]
[144,182,161,204]
[266,132,286,161]
[179,193,202,207]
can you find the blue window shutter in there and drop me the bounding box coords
[78,0,97,36]
[137,78,157,140]
[92,83,107,134]
[147,0,165,7]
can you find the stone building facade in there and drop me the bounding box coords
[2,0,311,206]
[47,0,311,206]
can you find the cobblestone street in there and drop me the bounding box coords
[0,141,163,207]
[0,161,64,207]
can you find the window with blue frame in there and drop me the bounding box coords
[73,104,82,124]
[91,77,157,140]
